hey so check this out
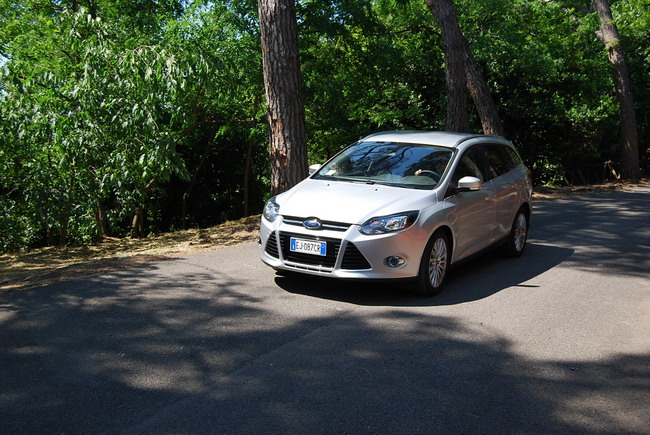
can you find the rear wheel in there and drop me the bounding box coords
[411,230,450,296]
[503,208,529,257]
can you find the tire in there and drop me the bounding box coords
[411,230,450,296]
[502,208,529,258]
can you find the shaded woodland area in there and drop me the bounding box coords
[1,0,648,252]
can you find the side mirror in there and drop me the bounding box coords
[308,164,322,175]
[457,176,482,191]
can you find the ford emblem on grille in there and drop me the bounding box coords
[303,218,322,230]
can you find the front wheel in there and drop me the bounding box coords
[411,230,450,296]
[502,208,529,257]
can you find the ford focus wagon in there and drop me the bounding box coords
[259,131,533,295]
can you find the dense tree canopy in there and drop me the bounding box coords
[0,0,647,252]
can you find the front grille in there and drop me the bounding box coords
[282,216,351,232]
[341,242,371,270]
[279,232,341,268]
[265,234,279,258]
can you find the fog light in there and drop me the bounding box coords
[385,256,406,268]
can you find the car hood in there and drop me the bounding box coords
[277,179,435,224]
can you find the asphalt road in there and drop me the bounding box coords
[1,186,649,434]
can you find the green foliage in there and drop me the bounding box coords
[0,1,267,249]
[297,0,645,185]
[2,7,191,242]
[161,0,268,227]
[299,0,446,162]
[450,0,618,184]
[1,0,648,252]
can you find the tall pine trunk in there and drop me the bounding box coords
[425,0,504,136]
[258,0,308,195]
[425,0,469,132]
[464,51,504,136]
[592,0,639,181]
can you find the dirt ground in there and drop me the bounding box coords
[0,215,260,291]
[1,179,647,291]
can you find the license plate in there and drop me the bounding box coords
[290,238,327,256]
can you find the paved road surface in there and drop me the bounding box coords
[1,186,649,433]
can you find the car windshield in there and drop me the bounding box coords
[313,141,453,189]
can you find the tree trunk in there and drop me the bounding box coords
[592,0,639,181]
[131,213,139,239]
[464,51,504,136]
[94,200,110,238]
[46,226,56,247]
[425,0,504,136]
[130,176,158,238]
[424,0,469,132]
[258,0,308,195]
[130,208,144,239]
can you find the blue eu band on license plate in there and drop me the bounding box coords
[290,238,327,256]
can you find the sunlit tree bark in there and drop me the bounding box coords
[425,0,504,136]
[424,0,468,132]
[592,0,639,181]
[464,49,504,136]
[258,0,308,195]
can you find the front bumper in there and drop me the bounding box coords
[259,216,426,280]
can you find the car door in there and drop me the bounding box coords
[482,144,522,240]
[447,146,497,261]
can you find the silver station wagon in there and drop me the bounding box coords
[259,131,533,295]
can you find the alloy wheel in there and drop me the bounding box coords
[514,212,528,252]
[428,237,448,288]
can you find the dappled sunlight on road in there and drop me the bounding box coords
[530,187,650,279]
[1,188,648,433]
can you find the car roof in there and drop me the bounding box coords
[360,131,506,148]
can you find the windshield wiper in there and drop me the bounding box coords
[348,178,376,185]
[315,175,379,185]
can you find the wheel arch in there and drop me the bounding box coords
[410,224,454,296]
[430,225,454,264]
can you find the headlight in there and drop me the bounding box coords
[359,211,418,235]
[262,197,280,222]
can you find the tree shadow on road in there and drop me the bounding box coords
[1,189,648,433]
[274,243,574,306]
[2,272,647,433]
[531,188,650,279]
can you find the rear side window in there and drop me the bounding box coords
[503,146,522,168]
[483,144,520,178]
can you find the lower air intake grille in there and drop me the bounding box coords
[341,242,372,270]
[265,234,279,258]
